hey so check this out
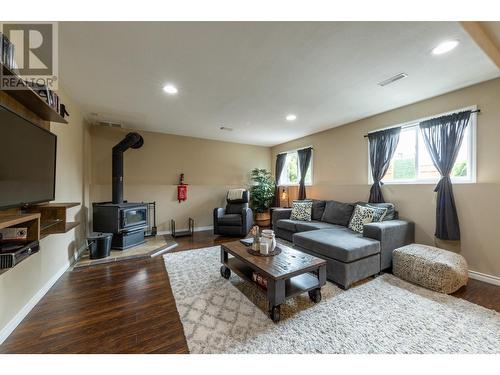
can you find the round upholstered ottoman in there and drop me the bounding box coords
[393,244,468,294]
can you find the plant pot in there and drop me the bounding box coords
[255,211,271,227]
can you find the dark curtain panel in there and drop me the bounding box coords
[368,127,401,203]
[274,153,287,206]
[419,110,472,241]
[297,147,312,200]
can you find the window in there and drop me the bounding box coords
[370,108,476,184]
[278,149,313,186]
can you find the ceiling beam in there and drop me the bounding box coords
[461,21,500,68]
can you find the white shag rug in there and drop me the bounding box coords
[163,246,500,354]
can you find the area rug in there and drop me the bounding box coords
[163,246,500,354]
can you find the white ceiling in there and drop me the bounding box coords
[59,22,499,146]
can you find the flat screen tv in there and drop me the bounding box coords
[0,105,57,209]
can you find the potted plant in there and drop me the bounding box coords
[249,168,276,227]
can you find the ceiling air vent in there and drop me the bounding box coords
[94,120,123,128]
[378,73,408,87]
[220,126,233,131]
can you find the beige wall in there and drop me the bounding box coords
[89,127,271,231]
[272,78,500,278]
[0,88,90,338]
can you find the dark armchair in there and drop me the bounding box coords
[213,190,253,237]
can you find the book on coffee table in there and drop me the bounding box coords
[239,237,253,246]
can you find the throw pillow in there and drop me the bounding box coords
[290,200,313,222]
[356,202,396,221]
[321,200,355,226]
[367,205,387,222]
[348,205,375,233]
[311,200,326,221]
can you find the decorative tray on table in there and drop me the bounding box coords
[246,247,282,257]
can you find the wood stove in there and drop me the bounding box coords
[93,202,148,249]
[93,132,147,250]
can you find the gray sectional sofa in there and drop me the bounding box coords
[272,200,414,289]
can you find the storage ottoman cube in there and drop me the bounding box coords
[393,243,468,294]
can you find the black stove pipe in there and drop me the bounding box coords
[112,132,144,204]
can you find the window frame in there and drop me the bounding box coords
[367,106,477,185]
[277,147,314,187]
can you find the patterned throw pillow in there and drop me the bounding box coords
[290,200,313,222]
[367,205,387,222]
[348,205,375,233]
[356,202,395,221]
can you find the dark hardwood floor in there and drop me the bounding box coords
[451,277,500,311]
[1,230,499,353]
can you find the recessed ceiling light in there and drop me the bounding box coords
[286,114,297,121]
[432,40,459,55]
[163,84,178,95]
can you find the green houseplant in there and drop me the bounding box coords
[249,168,276,226]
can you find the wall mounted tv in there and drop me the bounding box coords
[0,105,57,209]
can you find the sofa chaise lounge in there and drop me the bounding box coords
[272,200,414,289]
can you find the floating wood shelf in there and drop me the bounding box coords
[0,213,41,274]
[26,203,80,238]
[40,219,63,231]
[36,202,80,209]
[40,222,80,239]
[1,64,68,124]
[0,213,41,241]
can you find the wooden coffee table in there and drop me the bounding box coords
[220,241,326,322]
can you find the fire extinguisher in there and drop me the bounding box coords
[177,173,188,203]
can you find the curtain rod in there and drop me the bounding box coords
[363,109,480,138]
[276,146,314,155]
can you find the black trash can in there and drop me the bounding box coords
[87,232,113,259]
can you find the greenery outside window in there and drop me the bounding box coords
[278,149,313,186]
[369,107,477,184]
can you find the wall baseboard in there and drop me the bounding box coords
[74,242,89,263]
[0,261,69,345]
[468,270,500,286]
[157,225,213,236]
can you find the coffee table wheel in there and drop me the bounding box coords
[220,265,231,279]
[309,288,322,303]
[270,305,281,323]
